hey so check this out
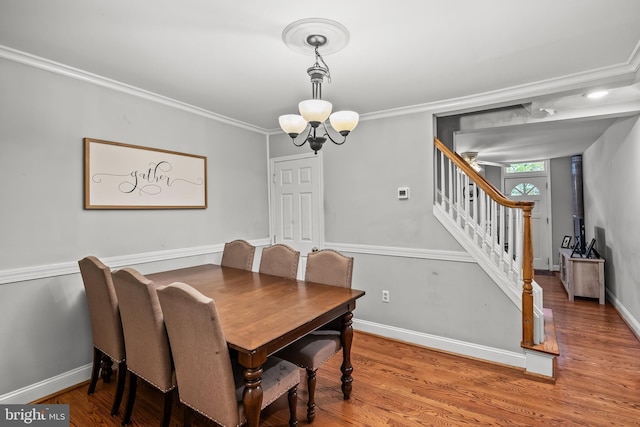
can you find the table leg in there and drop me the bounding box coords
[340,311,354,400]
[242,366,263,427]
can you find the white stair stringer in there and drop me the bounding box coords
[434,204,544,344]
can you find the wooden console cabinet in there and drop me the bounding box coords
[559,248,605,304]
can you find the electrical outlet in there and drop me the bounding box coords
[382,290,390,303]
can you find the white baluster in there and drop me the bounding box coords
[507,208,514,277]
[493,203,499,264]
[439,150,445,210]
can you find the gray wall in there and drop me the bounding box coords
[270,113,524,354]
[4,50,583,399]
[0,58,269,395]
[550,157,574,267]
[483,164,501,189]
[583,115,640,328]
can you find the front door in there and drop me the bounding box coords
[271,153,323,256]
[504,175,550,270]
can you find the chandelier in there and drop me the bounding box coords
[279,23,359,154]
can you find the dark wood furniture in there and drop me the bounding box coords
[276,248,354,422]
[146,264,365,427]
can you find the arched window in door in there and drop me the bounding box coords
[510,182,541,196]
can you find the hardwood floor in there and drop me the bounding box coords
[40,273,640,426]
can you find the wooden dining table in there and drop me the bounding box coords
[146,263,365,427]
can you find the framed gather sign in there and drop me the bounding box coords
[84,138,207,209]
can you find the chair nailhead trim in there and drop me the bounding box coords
[292,349,341,370]
[94,345,125,364]
[178,382,299,427]
[128,368,176,393]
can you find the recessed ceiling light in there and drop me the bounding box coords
[586,90,609,99]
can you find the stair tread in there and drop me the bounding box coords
[530,308,560,356]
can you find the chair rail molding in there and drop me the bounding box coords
[0,238,271,285]
[323,242,474,263]
[1,240,468,285]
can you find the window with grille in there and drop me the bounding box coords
[510,182,541,196]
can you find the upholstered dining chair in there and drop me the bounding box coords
[276,248,354,423]
[220,239,256,271]
[259,244,300,279]
[156,282,300,427]
[78,256,126,416]
[112,268,176,427]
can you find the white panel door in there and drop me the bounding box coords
[504,176,550,270]
[272,154,322,255]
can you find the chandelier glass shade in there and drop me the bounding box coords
[299,99,332,123]
[279,31,358,154]
[329,110,359,133]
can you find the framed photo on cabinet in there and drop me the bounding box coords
[561,235,572,248]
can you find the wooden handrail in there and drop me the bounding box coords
[434,138,534,210]
[434,137,536,348]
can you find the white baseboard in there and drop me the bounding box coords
[3,317,558,402]
[606,288,640,340]
[353,318,526,369]
[0,364,92,404]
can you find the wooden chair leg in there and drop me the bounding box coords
[161,389,173,427]
[121,372,137,425]
[88,347,102,395]
[288,386,298,427]
[183,404,193,427]
[101,353,114,383]
[111,361,127,416]
[306,368,317,423]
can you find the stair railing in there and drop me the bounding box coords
[433,138,536,347]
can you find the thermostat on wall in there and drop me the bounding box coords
[398,187,410,200]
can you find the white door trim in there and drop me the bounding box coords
[501,160,553,271]
[269,152,325,250]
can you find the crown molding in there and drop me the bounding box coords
[626,40,640,71]
[266,51,640,133]
[3,42,638,143]
[355,40,640,122]
[0,44,269,135]
[366,63,640,121]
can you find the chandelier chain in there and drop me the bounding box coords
[314,46,331,83]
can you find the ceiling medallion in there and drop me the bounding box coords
[282,18,350,55]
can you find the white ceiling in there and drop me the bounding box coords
[453,82,640,163]
[455,116,619,164]
[1,0,640,160]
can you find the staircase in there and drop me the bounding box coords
[433,138,558,377]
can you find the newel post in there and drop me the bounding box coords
[521,205,534,347]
